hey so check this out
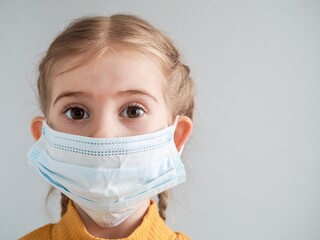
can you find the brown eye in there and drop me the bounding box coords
[121,105,145,118]
[65,107,89,120]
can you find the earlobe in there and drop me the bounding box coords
[174,116,193,151]
[31,116,45,140]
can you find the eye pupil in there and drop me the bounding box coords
[129,108,137,115]
[127,107,142,118]
[71,108,84,119]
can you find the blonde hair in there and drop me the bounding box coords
[38,14,194,221]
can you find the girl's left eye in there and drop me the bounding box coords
[120,105,146,118]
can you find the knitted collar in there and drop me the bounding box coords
[54,200,176,240]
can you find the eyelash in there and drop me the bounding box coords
[124,102,147,111]
[61,104,89,116]
[120,102,147,116]
[60,103,148,119]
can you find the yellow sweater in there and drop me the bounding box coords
[20,201,190,240]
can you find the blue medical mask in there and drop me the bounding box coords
[27,118,186,227]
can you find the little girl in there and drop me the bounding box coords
[21,14,194,240]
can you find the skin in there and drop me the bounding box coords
[31,50,192,238]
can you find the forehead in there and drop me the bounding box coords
[49,50,167,103]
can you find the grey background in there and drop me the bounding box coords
[1,0,320,239]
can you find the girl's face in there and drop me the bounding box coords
[47,51,171,137]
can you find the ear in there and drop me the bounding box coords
[30,116,45,140]
[174,116,193,151]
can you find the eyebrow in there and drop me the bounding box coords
[53,89,158,106]
[53,91,93,106]
[115,89,158,103]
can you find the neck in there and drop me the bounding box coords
[74,200,150,239]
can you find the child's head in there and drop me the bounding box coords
[31,14,194,221]
[37,14,194,121]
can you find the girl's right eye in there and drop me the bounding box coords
[65,107,89,120]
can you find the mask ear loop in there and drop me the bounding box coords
[173,115,180,127]
[178,145,184,156]
[173,115,184,156]
[42,119,47,135]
